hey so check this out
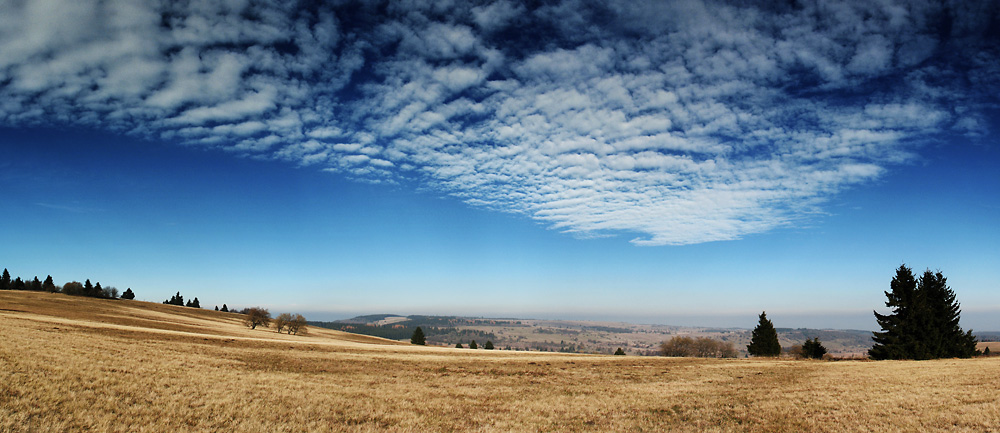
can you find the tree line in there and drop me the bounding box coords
[1,268,134,300]
[2,267,308,336]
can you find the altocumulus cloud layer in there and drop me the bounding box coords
[2,0,998,245]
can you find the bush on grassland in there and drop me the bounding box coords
[660,336,737,358]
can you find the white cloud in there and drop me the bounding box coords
[0,0,996,245]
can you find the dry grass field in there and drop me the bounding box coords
[2,291,998,432]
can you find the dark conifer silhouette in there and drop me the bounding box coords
[164,292,184,306]
[747,311,781,357]
[469,340,478,349]
[614,347,626,356]
[802,338,827,359]
[484,340,494,350]
[870,266,978,360]
[0,268,10,290]
[221,304,229,312]
[121,288,135,300]
[42,276,56,292]
[410,327,426,345]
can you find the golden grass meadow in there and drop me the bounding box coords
[1,291,998,432]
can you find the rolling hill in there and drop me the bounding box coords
[2,290,998,432]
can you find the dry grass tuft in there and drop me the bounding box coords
[2,291,998,432]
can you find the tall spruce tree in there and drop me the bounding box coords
[870,265,977,360]
[916,270,977,358]
[1,268,10,290]
[84,280,95,297]
[870,265,919,359]
[121,288,135,299]
[747,311,781,356]
[42,275,56,292]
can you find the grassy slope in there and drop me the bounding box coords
[1,291,998,432]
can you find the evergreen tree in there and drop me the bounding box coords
[221,304,229,312]
[870,265,920,360]
[747,311,781,356]
[614,347,626,356]
[916,270,978,358]
[1,268,10,290]
[191,297,200,308]
[410,327,426,345]
[802,338,827,359]
[84,280,95,297]
[870,266,977,360]
[484,340,494,350]
[42,276,56,292]
[469,340,478,349]
[985,347,991,356]
[12,277,25,291]
[94,282,103,298]
[164,292,184,306]
[121,288,135,300]
[30,276,42,291]
[215,306,219,311]
[455,343,463,348]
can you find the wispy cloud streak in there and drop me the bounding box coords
[1,0,997,244]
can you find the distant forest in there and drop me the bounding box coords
[310,317,499,343]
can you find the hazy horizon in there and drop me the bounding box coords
[2,1,997,333]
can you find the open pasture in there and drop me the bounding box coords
[1,291,997,432]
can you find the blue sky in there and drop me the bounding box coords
[1,0,998,330]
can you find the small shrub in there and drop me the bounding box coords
[660,336,736,358]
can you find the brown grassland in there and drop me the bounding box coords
[2,291,998,432]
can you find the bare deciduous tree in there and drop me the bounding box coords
[243,307,271,330]
[274,313,292,333]
[287,314,307,335]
